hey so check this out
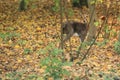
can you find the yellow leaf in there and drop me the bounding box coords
[41,66,47,69]
[8,40,12,44]
[92,56,98,60]
[36,27,41,31]
[17,59,22,63]
[48,77,54,80]
[26,55,31,60]
[39,69,45,73]
[7,51,15,56]
[14,45,20,49]
[13,65,18,69]
[0,38,3,42]
[92,62,100,67]
[106,53,112,57]
[102,64,107,71]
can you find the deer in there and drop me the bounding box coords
[62,21,89,43]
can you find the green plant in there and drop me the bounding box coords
[117,15,120,21]
[98,72,120,80]
[40,44,72,79]
[0,32,20,43]
[114,41,120,54]
[103,25,110,38]
[23,48,32,54]
[72,0,80,7]
[52,0,60,12]
[67,8,74,17]
[5,71,23,80]
[111,29,117,38]
[27,74,38,80]
[117,64,120,67]
[19,0,29,11]
[52,0,74,17]
[103,75,113,80]
[96,39,109,47]
[72,0,88,8]
[5,27,15,31]
[18,39,27,46]
[5,71,42,80]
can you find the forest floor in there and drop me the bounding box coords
[0,0,120,80]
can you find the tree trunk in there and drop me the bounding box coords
[19,0,28,11]
[87,0,97,41]
[118,31,120,42]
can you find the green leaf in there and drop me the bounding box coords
[50,48,63,56]
[23,48,32,54]
[40,57,51,66]
[62,62,72,66]
[18,39,27,46]
[114,41,120,54]
[94,21,99,26]
[68,9,74,17]
[36,49,47,55]
[51,58,62,65]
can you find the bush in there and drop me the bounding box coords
[39,44,72,79]
[0,32,20,43]
[114,41,120,54]
[52,0,60,12]
[72,0,88,8]
[5,71,42,80]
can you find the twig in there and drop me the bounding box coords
[60,0,64,61]
[78,1,112,64]
[77,0,97,56]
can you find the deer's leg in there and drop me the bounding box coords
[63,24,74,43]
[63,29,74,43]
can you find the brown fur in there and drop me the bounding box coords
[62,21,88,42]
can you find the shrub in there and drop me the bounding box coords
[39,44,72,79]
[52,0,60,12]
[0,32,20,43]
[114,41,120,54]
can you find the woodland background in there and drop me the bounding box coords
[0,0,120,80]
